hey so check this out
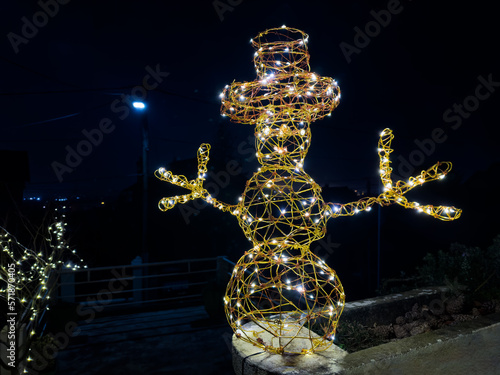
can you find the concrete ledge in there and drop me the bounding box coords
[232,322,347,375]
[339,286,449,326]
[341,312,500,375]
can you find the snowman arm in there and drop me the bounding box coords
[325,129,461,221]
[325,184,460,221]
[375,128,461,221]
[155,143,239,215]
[203,196,239,215]
[325,197,379,218]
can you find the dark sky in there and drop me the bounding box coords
[1,0,499,200]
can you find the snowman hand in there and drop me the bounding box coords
[155,143,211,211]
[326,129,461,221]
[155,144,237,213]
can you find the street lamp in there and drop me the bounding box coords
[132,101,146,110]
[133,101,149,262]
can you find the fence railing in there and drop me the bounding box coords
[58,256,235,309]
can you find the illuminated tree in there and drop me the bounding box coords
[0,207,84,370]
[155,26,461,354]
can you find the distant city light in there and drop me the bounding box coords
[132,101,146,110]
[24,196,42,201]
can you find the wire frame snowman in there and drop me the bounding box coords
[155,26,461,354]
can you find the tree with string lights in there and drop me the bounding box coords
[1,207,84,371]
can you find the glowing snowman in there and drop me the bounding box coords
[155,26,461,355]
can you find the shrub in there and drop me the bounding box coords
[418,235,500,300]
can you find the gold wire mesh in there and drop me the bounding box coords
[155,26,461,355]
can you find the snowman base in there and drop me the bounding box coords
[232,320,346,375]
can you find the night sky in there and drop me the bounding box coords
[1,0,500,309]
[1,0,498,200]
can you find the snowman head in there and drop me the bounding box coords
[220,27,341,167]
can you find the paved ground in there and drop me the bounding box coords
[342,313,500,375]
[57,306,235,374]
[55,301,500,375]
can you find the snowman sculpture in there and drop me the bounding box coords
[155,27,461,354]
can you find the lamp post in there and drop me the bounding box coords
[133,101,149,262]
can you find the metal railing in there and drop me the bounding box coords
[58,256,235,309]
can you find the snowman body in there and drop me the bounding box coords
[220,27,344,354]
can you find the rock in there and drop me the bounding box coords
[393,325,409,339]
[405,310,420,321]
[452,314,476,322]
[372,324,393,339]
[425,315,439,329]
[403,321,419,332]
[410,322,430,336]
[446,294,465,315]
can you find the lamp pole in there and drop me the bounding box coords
[377,181,382,290]
[133,101,149,262]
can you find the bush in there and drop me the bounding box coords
[418,235,500,300]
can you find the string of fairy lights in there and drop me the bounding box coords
[156,26,461,355]
[0,207,84,369]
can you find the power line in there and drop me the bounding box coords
[17,112,81,128]
[7,101,113,129]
